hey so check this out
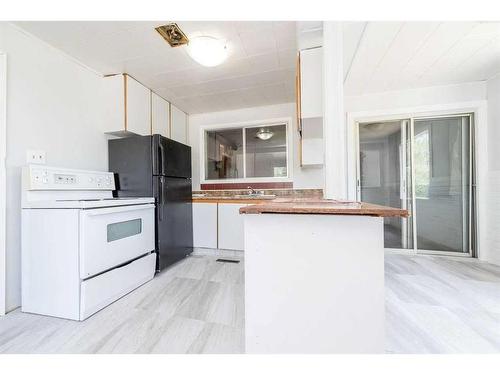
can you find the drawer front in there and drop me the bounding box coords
[80,253,156,320]
[79,204,155,278]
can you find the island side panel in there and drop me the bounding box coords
[244,213,385,353]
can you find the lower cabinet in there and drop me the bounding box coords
[192,202,246,251]
[218,203,247,251]
[192,203,218,249]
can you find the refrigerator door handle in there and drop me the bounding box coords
[158,176,164,221]
[158,142,165,175]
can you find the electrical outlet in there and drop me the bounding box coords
[26,150,46,165]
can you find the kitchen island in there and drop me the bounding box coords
[240,198,408,354]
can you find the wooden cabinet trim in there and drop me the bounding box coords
[296,51,302,134]
[123,74,128,131]
[168,102,172,138]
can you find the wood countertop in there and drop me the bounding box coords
[239,198,409,217]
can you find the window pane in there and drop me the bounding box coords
[245,124,287,178]
[205,129,244,180]
[107,219,142,242]
[414,127,431,199]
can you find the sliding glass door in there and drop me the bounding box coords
[358,120,413,249]
[357,114,473,255]
[413,116,471,253]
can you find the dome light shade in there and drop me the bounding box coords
[186,36,228,67]
[256,128,274,140]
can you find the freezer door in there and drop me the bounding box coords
[155,176,193,271]
[152,135,191,178]
[109,135,154,197]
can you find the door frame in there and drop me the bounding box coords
[347,101,487,259]
[0,52,6,315]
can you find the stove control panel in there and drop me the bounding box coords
[24,165,115,190]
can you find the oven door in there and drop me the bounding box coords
[79,204,155,279]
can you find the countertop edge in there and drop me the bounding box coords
[239,201,409,218]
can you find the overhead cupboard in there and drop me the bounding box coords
[151,91,170,138]
[103,73,188,144]
[296,46,323,166]
[170,103,188,145]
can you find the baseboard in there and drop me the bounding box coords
[192,247,244,259]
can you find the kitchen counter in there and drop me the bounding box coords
[243,197,402,353]
[240,198,409,217]
[192,188,323,205]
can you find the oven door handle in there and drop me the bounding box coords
[82,204,155,217]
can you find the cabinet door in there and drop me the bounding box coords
[301,117,324,166]
[151,92,170,137]
[300,47,322,119]
[126,75,151,136]
[218,203,246,251]
[192,203,218,249]
[103,74,126,134]
[171,104,187,144]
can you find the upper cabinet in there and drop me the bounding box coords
[296,47,323,166]
[170,104,188,145]
[103,74,151,136]
[299,47,323,119]
[151,92,170,138]
[103,73,189,144]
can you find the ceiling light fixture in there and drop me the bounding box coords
[186,36,228,67]
[255,128,274,141]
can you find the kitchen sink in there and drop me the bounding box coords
[234,194,276,199]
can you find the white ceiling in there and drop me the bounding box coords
[13,21,299,114]
[344,21,500,95]
[12,21,500,114]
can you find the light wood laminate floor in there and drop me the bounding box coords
[2,253,500,353]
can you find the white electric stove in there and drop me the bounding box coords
[21,165,156,321]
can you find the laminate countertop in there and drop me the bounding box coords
[192,196,275,204]
[239,198,409,217]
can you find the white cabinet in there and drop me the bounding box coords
[192,203,218,249]
[171,104,188,144]
[103,74,151,136]
[297,47,323,166]
[218,203,246,251]
[151,92,170,137]
[192,202,246,251]
[299,47,322,119]
[301,118,323,166]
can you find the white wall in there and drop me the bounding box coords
[0,52,6,315]
[345,81,489,260]
[0,23,108,311]
[345,81,487,113]
[188,102,324,190]
[485,75,500,265]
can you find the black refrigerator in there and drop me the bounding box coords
[108,134,193,272]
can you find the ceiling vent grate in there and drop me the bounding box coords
[155,23,189,47]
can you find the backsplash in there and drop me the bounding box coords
[192,188,323,198]
[200,182,293,190]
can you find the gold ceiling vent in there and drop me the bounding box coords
[155,23,189,47]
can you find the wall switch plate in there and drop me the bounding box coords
[26,150,46,164]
